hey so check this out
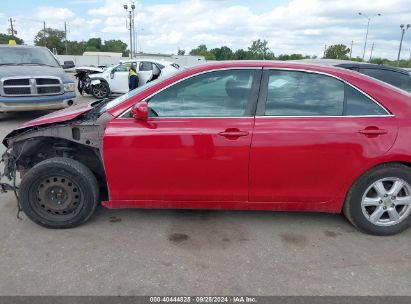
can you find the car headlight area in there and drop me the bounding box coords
[64,82,76,92]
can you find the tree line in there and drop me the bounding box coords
[1,29,410,68]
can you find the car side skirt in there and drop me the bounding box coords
[101,199,342,213]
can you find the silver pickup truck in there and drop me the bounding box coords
[0,45,76,112]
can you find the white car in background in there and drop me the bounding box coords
[88,59,181,98]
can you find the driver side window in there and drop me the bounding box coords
[114,63,132,73]
[148,69,256,117]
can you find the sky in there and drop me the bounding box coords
[0,0,410,60]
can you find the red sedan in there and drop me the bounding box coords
[2,61,411,235]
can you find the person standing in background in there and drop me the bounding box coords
[129,62,139,91]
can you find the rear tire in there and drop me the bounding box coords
[91,81,110,99]
[19,157,99,229]
[344,163,411,235]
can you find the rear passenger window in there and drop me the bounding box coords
[265,71,344,116]
[139,62,153,71]
[345,86,388,116]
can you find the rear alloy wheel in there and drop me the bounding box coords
[344,163,411,235]
[91,82,110,99]
[19,157,99,229]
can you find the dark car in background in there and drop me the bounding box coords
[295,59,411,93]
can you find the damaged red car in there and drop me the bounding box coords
[2,61,411,235]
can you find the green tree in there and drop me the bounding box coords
[66,40,87,55]
[102,39,129,56]
[369,58,386,65]
[189,44,215,60]
[277,54,310,61]
[350,57,363,62]
[177,48,185,55]
[234,49,251,60]
[0,33,24,45]
[87,38,102,50]
[325,44,350,60]
[34,28,65,54]
[85,45,99,52]
[210,46,234,60]
[248,39,274,59]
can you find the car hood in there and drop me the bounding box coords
[16,101,95,130]
[0,65,69,80]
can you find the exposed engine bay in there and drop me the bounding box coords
[74,67,106,96]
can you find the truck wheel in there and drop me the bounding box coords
[91,82,110,99]
[19,157,99,229]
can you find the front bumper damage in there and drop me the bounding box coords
[0,109,114,219]
[1,150,18,192]
[0,148,24,218]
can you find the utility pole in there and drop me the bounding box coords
[358,12,381,61]
[369,42,374,62]
[323,44,327,58]
[64,22,68,55]
[397,24,411,66]
[350,40,353,60]
[129,11,132,58]
[8,18,15,38]
[43,21,47,47]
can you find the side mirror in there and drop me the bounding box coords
[62,60,75,69]
[110,71,115,79]
[131,101,148,121]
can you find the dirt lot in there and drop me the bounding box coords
[0,92,410,296]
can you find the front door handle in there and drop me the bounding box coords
[218,128,249,139]
[359,127,387,137]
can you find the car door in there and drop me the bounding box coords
[249,69,398,205]
[110,63,132,93]
[104,68,261,203]
[138,61,154,85]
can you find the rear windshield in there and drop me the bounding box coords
[0,47,61,67]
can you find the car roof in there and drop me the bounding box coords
[293,59,410,75]
[120,59,175,65]
[183,60,353,75]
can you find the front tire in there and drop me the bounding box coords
[19,157,99,229]
[344,163,411,235]
[91,81,110,99]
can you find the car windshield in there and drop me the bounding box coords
[0,47,61,67]
[100,69,185,113]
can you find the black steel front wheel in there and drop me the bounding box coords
[19,157,99,229]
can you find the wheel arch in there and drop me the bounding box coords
[12,137,108,200]
[338,160,411,213]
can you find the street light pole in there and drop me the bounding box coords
[350,40,353,60]
[124,4,133,59]
[358,12,381,61]
[131,2,136,57]
[397,24,411,66]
